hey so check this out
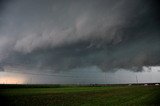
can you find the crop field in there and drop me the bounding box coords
[0,84,160,106]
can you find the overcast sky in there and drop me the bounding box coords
[0,0,160,84]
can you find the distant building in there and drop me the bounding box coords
[144,84,148,86]
[128,84,132,86]
[155,83,159,86]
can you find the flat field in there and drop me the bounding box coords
[0,85,160,106]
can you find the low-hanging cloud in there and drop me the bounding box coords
[0,0,160,72]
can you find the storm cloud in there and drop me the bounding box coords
[0,0,160,72]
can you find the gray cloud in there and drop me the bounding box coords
[0,0,160,72]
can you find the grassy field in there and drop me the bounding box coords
[0,85,160,106]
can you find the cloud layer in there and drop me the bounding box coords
[0,0,160,72]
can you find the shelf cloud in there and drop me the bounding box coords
[0,0,160,72]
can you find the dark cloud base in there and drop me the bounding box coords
[0,0,160,72]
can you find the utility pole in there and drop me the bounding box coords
[30,77,32,84]
[136,75,138,84]
[105,72,107,84]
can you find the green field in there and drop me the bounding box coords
[0,85,160,106]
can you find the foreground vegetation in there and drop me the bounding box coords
[0,85,160,106]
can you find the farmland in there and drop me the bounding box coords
[0,84,160,106]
